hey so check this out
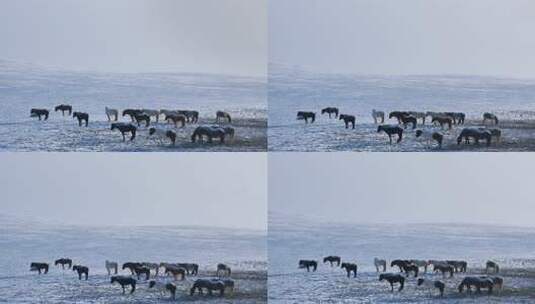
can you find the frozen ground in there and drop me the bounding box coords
[269,213,535,303]
[269,64,535,151]
[0,60,266,151]
[0,215,267,303]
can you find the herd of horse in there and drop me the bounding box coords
[29,105,236,146]
[298,256,504,297]
[29,258,235,299]
[297,108,503,148]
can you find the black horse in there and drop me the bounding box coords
[486,261,500,273]
[446,260,467,273]
[165,114,186,128]
[122,109,143,121]
[55,104,72,116]
[483,113,499,125]
[177,110,199,123]
[111,276,136,294]
[73,112,89,127]
[133,265,150,280]
[445,112,465,125]
[400,115,417,129]
[55,258,72,269]
[401,264,419,277]
[457,128,491,146]
[30,109,49,121]
[298,260,317,272]
[458,276,494,294]
[72,265,89,280]
[390,260,410,272]
[341,262,358,278]
[379,273,405,292]
[122,262,143,275]
[434,264,454,278]
[133,113,150,127]
[377,125,403,144]
[111,123,137,141]
[417,278,445,296]
[297,111,316,123]
[30,262,49,274]
[339,114,356,129]
[190,279,226,296]
[431,116,453,129]
[321,107,339,118]
[388,111,410,123]
[176,263,199,275]
[217,263,232,277]
[323,256,341,267]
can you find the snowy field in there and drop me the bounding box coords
[0,60,266,151]
[0,215,267,303]
[269,64,535,151]
[269,213,535,303]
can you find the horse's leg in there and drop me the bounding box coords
[388,134,392,144]
[122,285,126,294]
[390,282,394,292]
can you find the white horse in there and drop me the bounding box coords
[105,107,119,121]
[149,127,177,146]
[142,109,161,122]
[372,109,385,124]
[410,259,429,273]
[374,258,387,272]
[142,262,161,277]
[148,280,177,299]
[105,260,118,275]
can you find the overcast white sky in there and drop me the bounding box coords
[0,0,266,76]
[0,153,266,231]
[270,153,535,227]
[270,0,535,78]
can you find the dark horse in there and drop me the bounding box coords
[458,276,494,294]
[298,260,317,272]
[133,113,150,127]
[379,273,405,292]
[323,256,341,267]
[72,265,89,280]
[388,111,410,123]
[339,114,356,129]
[457,128,491,146]
[417,278,445,296]
[111,276,136,294]
[297,111,316,123]
[111,123,137,141]
[483,112,499,125]
[445,112,466,125]
[401,264,419,278]
[30,262,49,274]
[216,111,232,123]
[217,263,232,277]
[321,107,339,118]
[133,265,150,280]
[122,262,143,275]
[55,104,72,116]
[122,109,142,121]
[434,264,454,278]
[400,115,417,129]
[341,262,358,278]
[190,279,226,296]
[446,260,467,273]
[486,261,499,273]
[431,116,453,129]
[377,125,403,144]
[73,112,89,127]
[177,110,199,123]
[30,108,49,121]
[390,260,410,272]
[176,263,199,275]
[55,258,72,269]
[165,114,186,128]
[191,126,228,143]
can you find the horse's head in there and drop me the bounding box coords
[377,125,383,133]
[456,135,462,144]
[148,127,156,135]
[166,131,176,145]
[379,274,385,281]
[415,130,423,138]
[417,278,425,286]
[110,124,117,131]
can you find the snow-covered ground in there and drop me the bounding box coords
[0,214,267,303]
[269,213,535,303]
[0,60,267,151]
[269,64,535,151]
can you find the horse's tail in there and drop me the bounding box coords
[228,115,232,123]
[131,129,136,141]
[311,113,316,123]
[191,130,197,143]
[397,130,403,143]
[495,117,499,125]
